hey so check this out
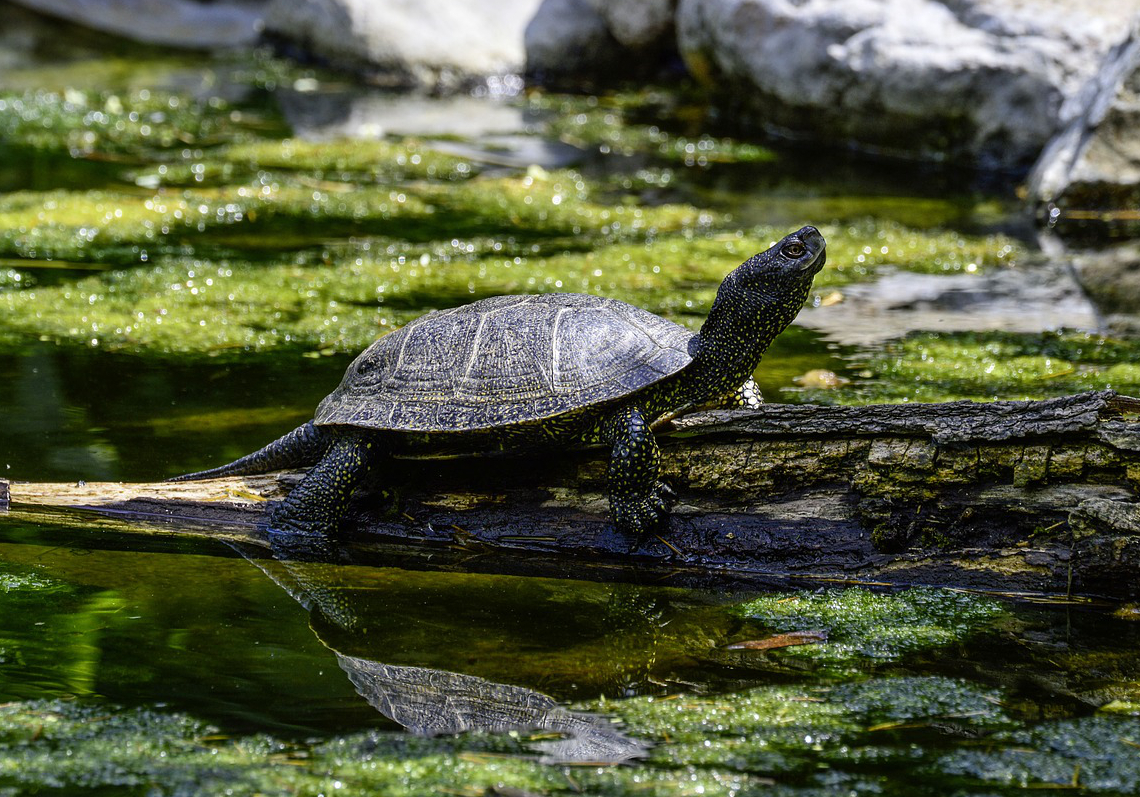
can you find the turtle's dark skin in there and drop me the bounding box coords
[172,226,826,537]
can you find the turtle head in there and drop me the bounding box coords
[689,226,826,395]
[729,225,826,300]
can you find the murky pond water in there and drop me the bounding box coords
[3,8,1140,795]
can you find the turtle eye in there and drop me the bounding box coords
[781,242,806,258]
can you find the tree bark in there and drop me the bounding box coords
[2,391,1139,598]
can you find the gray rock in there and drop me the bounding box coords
[524,0,623,80]
[1071,242,1140,331]
[585,0,677,49]
[797,262,1099,345]
[676,0,1138,167]
[1027,18,1140,240]
[7,0,265,48]
[263,0,544,87]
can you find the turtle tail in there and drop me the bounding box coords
[169,421,332,482]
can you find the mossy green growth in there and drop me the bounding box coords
[0,202,1024,359]
[800,330,1140,405]
[819,219,1021,286]
[133,137,479,188]
[531,90,778,165]
[0,679,1023,797]
[730,588,1007,674]
[0,89,265,158]
[0,76,1026,362]
[0,268,31,292]
[0,169,708,265]
[602,675,1012,780]
[1,684,1135,796]
[939,715,1140,792]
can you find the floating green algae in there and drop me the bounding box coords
[0,71,1028,363]
[800,330,1140,405]
[0,89,267,158]
[0,268,30,292]
[530,89,778,165]
[729,588,1007,673]
[939,715,1140,792]
[0,185,1024,359]
[132,137,479,188]
[10,677,1110,796]
[0,168,707,265]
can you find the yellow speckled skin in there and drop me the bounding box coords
[173,227,826,537]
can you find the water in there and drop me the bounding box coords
[3,513,1140,794]
[2,8,1139,795]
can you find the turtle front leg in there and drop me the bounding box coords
[601,405,670,536]
[269,430,379,536]
[729,376,763,409]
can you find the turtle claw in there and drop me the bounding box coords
[613,485,675,543]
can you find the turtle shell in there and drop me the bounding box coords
[315,293,695,432]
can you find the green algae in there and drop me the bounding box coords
[531,90,778,165]
[730,588,1007,673]
[0,73,1028,362]
[133,137,480,188]
[0,268,30,292]
[0,678,1057,796]
[0,89,267,158]
[819,220,1021,285]
[2,517,1138,796]
[939,715,1140,792]
[800,330,1140,405]
[0,178,1023,358]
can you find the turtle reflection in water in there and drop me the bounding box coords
[174,227,826,537]
[241,539,649,765]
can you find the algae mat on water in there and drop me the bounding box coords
[2,582,1140,796]
[0,85,1025,364]
[795,330,1140,404]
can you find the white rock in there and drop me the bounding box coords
[263,0,544,85]
[676,0,1140,166]
[7,0,264,48]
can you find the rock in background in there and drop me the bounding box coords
[6,0,265,48]
[262,0,545,89]
[524,0,679,83]
[1027,19,1140,242]
[675,0,1135,168]
[1069,243,1140,332]
[12,0,1140,234]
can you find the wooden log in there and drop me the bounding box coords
[2,391,1139,598]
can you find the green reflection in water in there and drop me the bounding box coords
[2,514,1140,794]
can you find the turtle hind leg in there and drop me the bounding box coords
[268,430,381,536]
[169,421,330,481]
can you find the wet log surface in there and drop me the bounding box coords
[2,391,1139,598]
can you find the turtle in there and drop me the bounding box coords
[172,225,826,537]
